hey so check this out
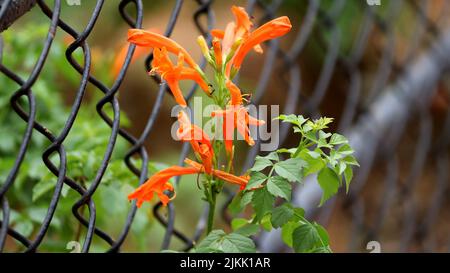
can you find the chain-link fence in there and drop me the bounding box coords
[0,0,449,253]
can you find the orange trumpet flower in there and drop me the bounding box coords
[128,159,250,207]
[184,159,249,190]
[127,29,198,69]
[128,165,199,207]
[151,47,209,107]
[177,111,214,174]
[112,28,161,78]
[212,80,265,153]
[232,16,292,70]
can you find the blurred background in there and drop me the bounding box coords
[0,0,449,252]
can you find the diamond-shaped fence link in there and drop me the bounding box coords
[0,0,449,252]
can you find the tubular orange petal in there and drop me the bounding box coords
[212,169,249,187]
[212,38,223,68]
[231,5,253,35]
[211,29,225,39]
[233,16,292,69]
[184,158,248,188]
[225,80,243,105]
[112,45,149,77]
[222,22,236,55]
[177,111,214,173]
[180,68,210,93]
[128,165,199,207]
[165,79,187,107]
[128,29,198,69]
[151,48,209,106]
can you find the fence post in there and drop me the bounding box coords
[0,0,37,32]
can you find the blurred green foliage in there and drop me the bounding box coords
[0,24,167,252]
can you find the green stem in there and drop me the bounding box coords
[207,185,217,234]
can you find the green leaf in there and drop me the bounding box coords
[337,144,354,155]
[250,157,273,172]
[246,172,267,190]
[271,204,294,228]
[13,218,34,237]
[318,130,332,140]
[338,161,347,175]
[276,114,307,127]
[291,207,306,222]
[314,223,330,246]
[311,117,334,131]
[196,230,256,253]
[231,218,249,231]
[281,221,301,247]
[311,246,332,253]
[196,230,226,251]
[317,167,340,206]
[329,133,348,145]
[292,223,326,253]
[277,148,296,155]
[32,180,55,202]
[344,166,353,193]
[251,187,274,221]
[267,176,291,201]
[228,191,253,214]
[260,213,273,231]
[264,152,279,162]
[240,191,254,207]
[298,149,326,176]
[234,224,260,237]
[274,158,306,182]
[343,155,360,166]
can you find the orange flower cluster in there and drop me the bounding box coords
[126,6,291,207]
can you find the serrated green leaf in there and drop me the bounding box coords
[291,207,306,222]
[276,114,307,127]
[311,246,332,253]
[250,157,273,172]
[298,149,326,176]
[264,151,279,161]
[343,155,360,166]
[240,191,254,208]
[228,192,244,215]
[219,233,257,253]
[260,213,273,231]
[277,148,297,155]
[314,223,330,246]
[311,117,334,130]
[271,204,294,228]
[251,187,274,221]
[337,144,354,155]
[274,158,306,182]
[196,230,226,251]
[317,167,340,206]
[281,221,301,247]
[329,133,348,145]
[338,161,346,175]
[231,218,249,231]
[292,223,324,253]
[318,130,332,140]
[267,176,291,201]
[234,224,260,237]
[228,190,254,215]
[344,165,353,193]
[246,172,267,190]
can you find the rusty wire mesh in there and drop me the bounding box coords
[0,0,449,253]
